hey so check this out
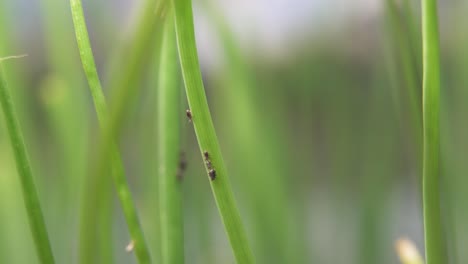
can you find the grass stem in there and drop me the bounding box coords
[76,1,166,261]
[171,0,255,262]
[420,0,445,263]
[0,62,55,264]
[157,13,184,264]
[69,0,151,263]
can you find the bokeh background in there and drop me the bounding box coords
[0,0,467,263]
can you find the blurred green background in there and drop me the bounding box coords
[0,0,467,263]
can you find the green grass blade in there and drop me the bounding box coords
[69,0,151,263]
[420,0,445,263]
[75,1,165,261]
[92,0,166,211]
[0,62,55,264]
[0,6,40,263]
[157,14,184,264]
[385,0,422,150]
[201,2,306,262]
[171,0,255,262]
[402,0,422,75]
[105,0,166,134]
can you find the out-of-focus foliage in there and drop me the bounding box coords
[0,0,466,263]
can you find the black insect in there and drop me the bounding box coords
[177,152,187,180]
[208,169,216,180]
[205,160,212,169]
[186,109,192,122]
[179,152,187,171]
[203,151,209,160]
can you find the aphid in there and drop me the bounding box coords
[205,160,212,169]
[186,109,192,122]
[179,152,187,172]
[177,152,187,180]
[203,151,209,160]
[208,169,216,180]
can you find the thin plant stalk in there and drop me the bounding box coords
[386,0,422,152]
[0,7,38,263]
[69,0,151,263]
[171,0,255,262]
[420,0,444,263]
[0,62,55,264]
[202,1,304,261]
[402,0,422,75]
[92,0,167,212]
[157,14,184,264]
[76,0,166,261]
[105,0,167,134]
